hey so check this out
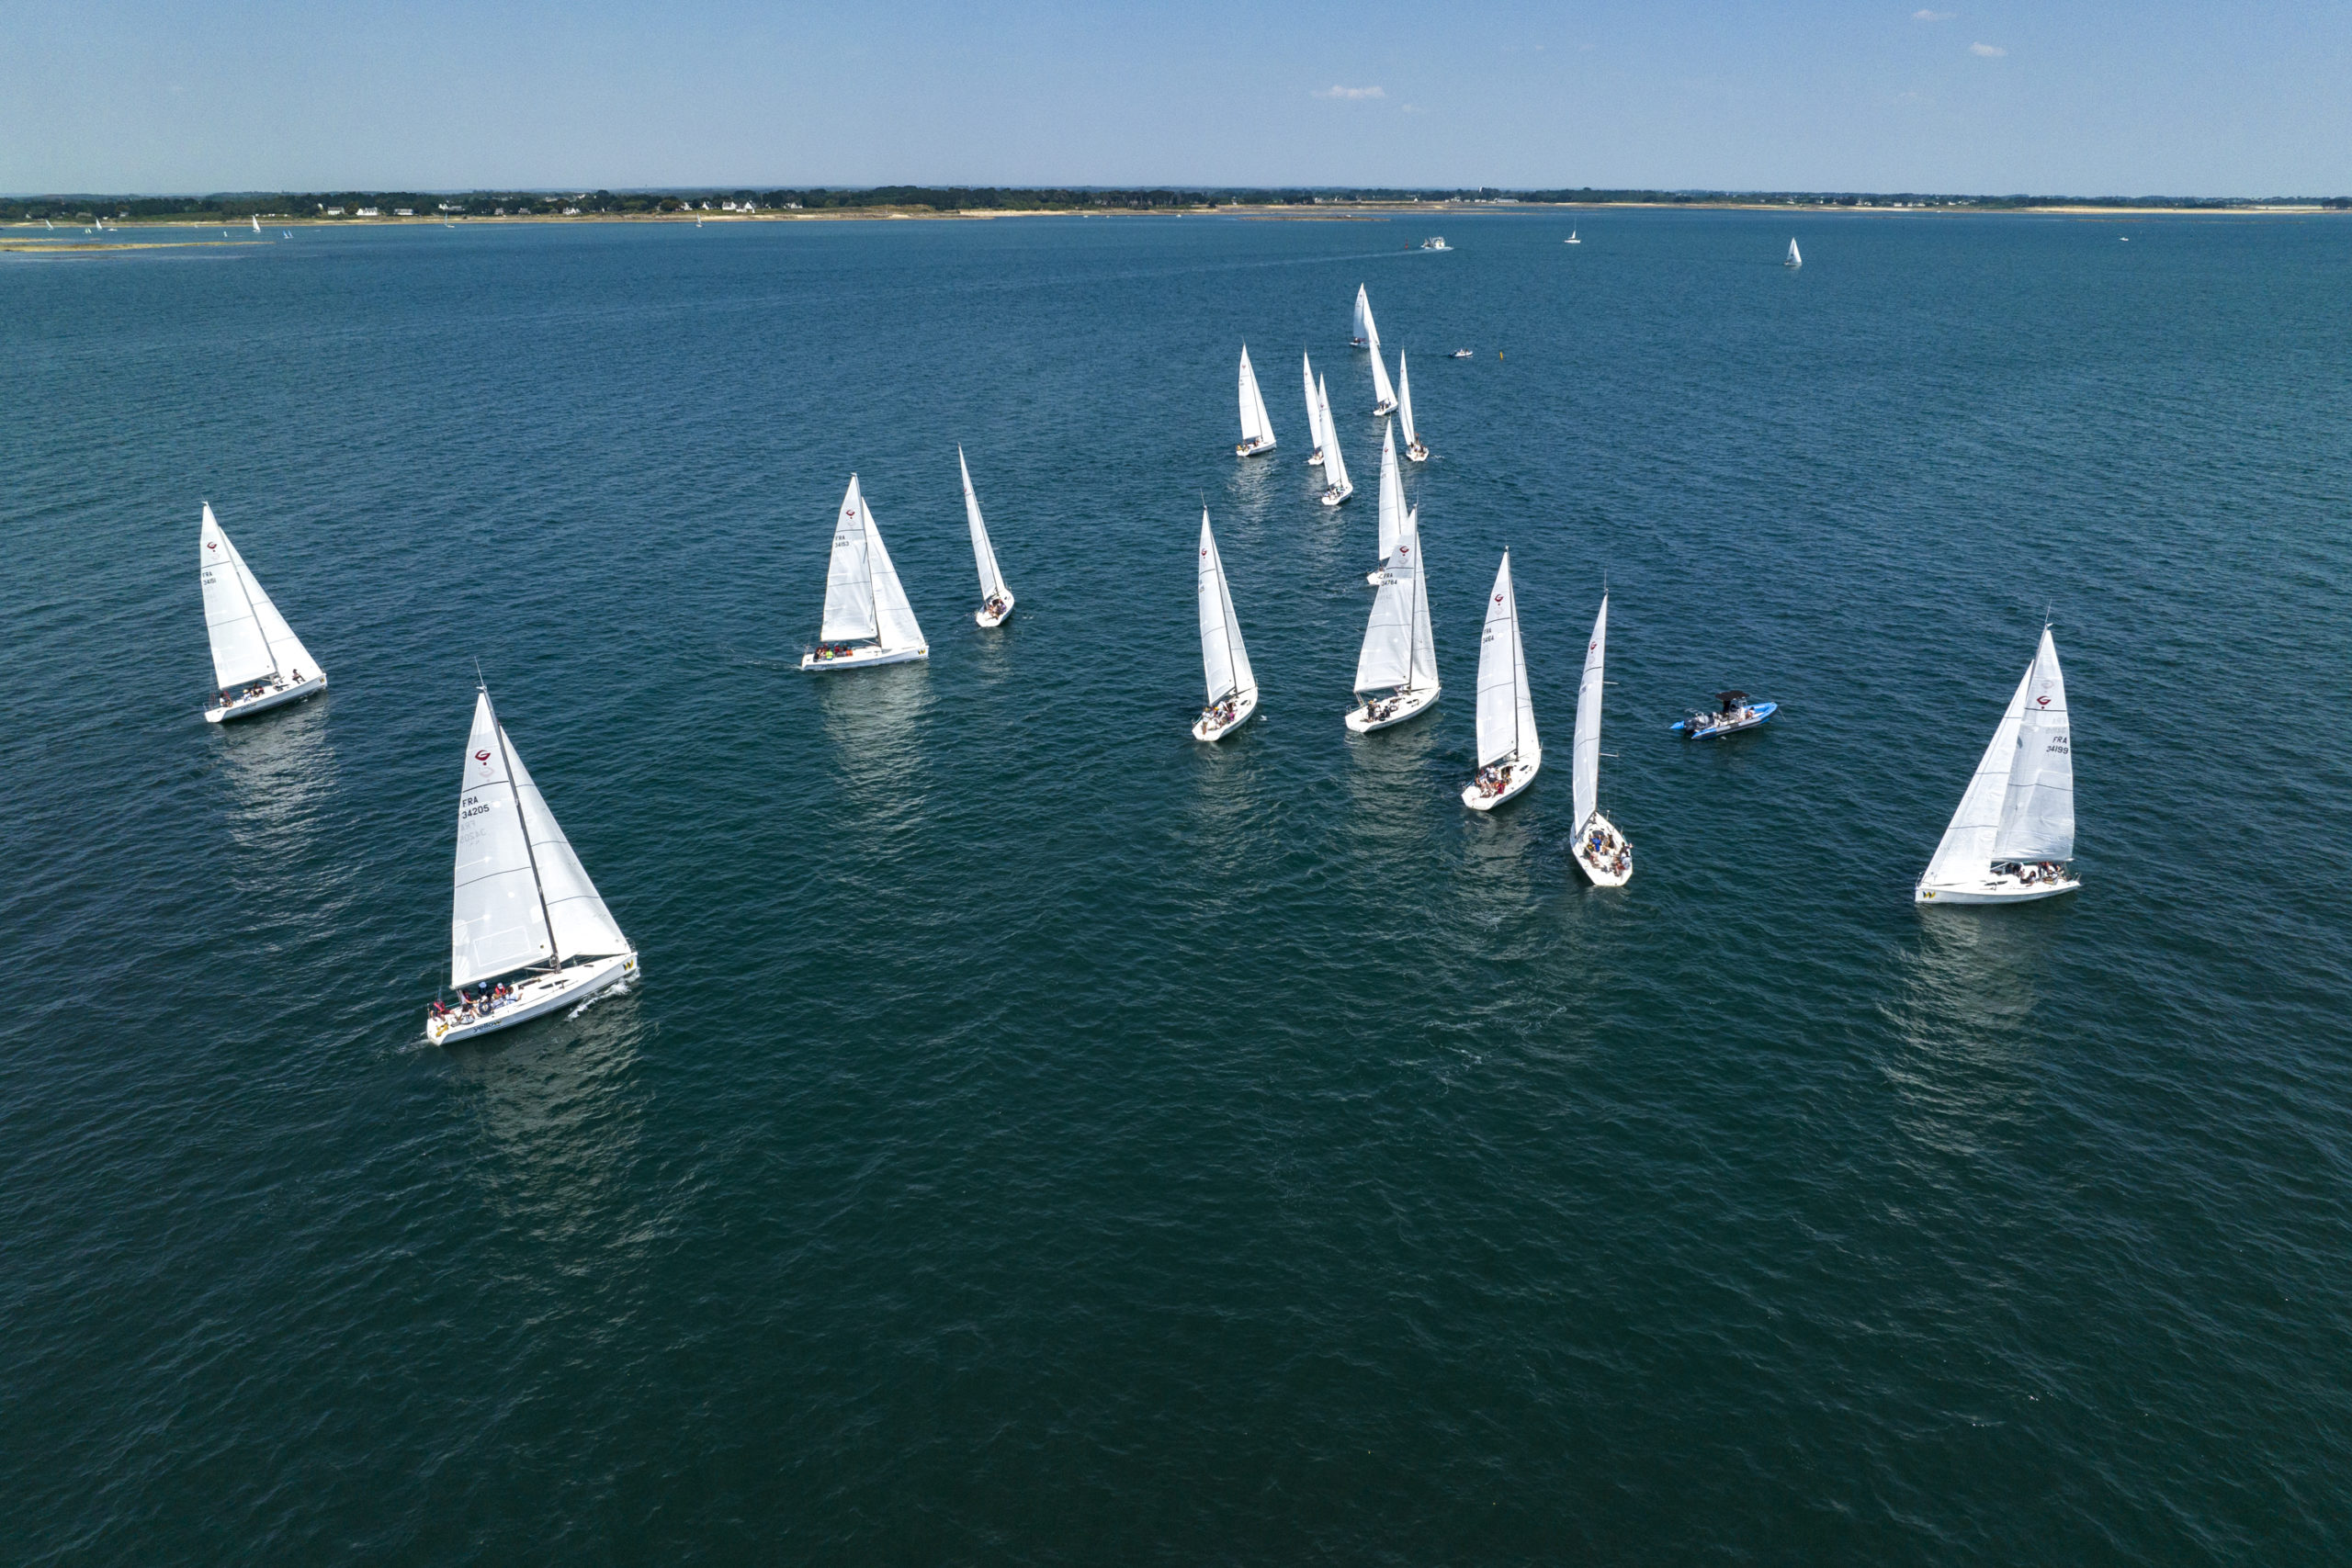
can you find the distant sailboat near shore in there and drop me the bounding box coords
[1303,351,1325,467]
[199,503,327,723]
[426,682,639,1045]
[1569,595,1633,886]
[1785,237,1803,268]
[1317,375,1353,506]
[1463,551,1541,810]
[1193,510,1259,742]
[802,475,929,671]
[1236,344,1277,457]
[1916,626,2079,905]
[1397,352,1428,462]
[960,446,1015,626]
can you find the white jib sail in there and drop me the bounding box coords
[1475,551,1535,769]
[450,690,554,987]
[1197,510,1254,703]
[1991,627,2075,862]
[820,476,877,642]
[505,724,629,963]
[1302,351,1321,457]
[200,505,277,689]
[1355,506,1420,694]
[1375,424,1404,560]
[1572,594,1609,829]
[1397,354,1419,448]
[959,446,1007,604]
[1788,237,1803,266]
[1319,376,1351,493]
[1406,510,1438,691]
[1369,344,1397,412]
[1353,284,1377,349]
[1238,346,1272,447]
[862,497,925,652]
[1920,656,2035,887]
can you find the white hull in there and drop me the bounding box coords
[1372,400,1396,416]
[1572,811,1633,886]
[1236,435,1277,458]
[1321,484,1353,508]
[1346,684,1439,733]
[1308,448,1325,467]
[1193,686,1259,743]
[1405,442,1428,463]
[1917,874,2080,906]
[975,592,1015,627]
[427,952,639,1044]
[1462,752,1541,811]
[206,673,327,724]
[801,642,928,671]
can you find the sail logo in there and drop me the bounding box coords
[205,541,218,552]
[2036,695,2052,706]
[474,749,492,765]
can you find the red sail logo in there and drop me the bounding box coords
[2037,695,2052,706]
[474,749,492,763]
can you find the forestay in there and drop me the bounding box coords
[1572,595,1610,829]
[1991,627,2075,861]
[1196,510,1255,703]
[1474,551,1536,768]
[1920,659,2033,888]
[820,477,877,642]
[959,446,1008,604]
[1238,346,1273,447]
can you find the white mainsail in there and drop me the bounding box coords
[819,474,924,651]
[1786,237,1803,268]
[959,446,1009,604]
[1319,376,1351,495]
[199,502,321,689]
[1474,551,1537,769]
[1238,345,1275,449]
[1919,655,2036,888]
[1572,595,1609,829]
[1352,283,1377,349]
[1355,506,1435,695]
[1303,351,1323,461]
[1396,353,1422,452]
[1197,510,1255,704]
[1990,628,2075,862]
[1374,424,1404,562]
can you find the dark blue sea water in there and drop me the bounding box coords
[6,209,2349,1562]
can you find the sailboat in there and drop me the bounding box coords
[1347,505,1439,733]
[1354,286,1398,413]
[1303,351,1324,466]
[1351,284,1374,348]
[250,215,261,233]
[1568,595,1632,886]
[1193,510,1259,741]
[198,503,328,722]
[1566,230,1580,244]
[1397,352,1429,463]
[1365,423,1405,583]
[426,682,639,1045]
[1784,237,1803,268]
[959,446,1015,626]
[1462,551,1541,810]
[1317,375,1353,507]
[1235,344,1277,457]
[801,474,929,670]
[1916,626,2078,905]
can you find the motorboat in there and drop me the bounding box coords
[1420,237,1451,251]
[1672,691,1778,739]
[1449,348,1474,359]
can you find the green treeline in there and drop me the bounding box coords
[5,186,2346,223]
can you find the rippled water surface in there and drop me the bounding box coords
[5,210,2350,1562]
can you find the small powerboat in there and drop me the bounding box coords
[1672,691,1777,739]
[1419,237,1451,252]
[1449,348,1474,359]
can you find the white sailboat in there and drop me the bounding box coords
[1354,285,1398,413]
[802,475,929,670]
[1318,375,1353,507]
[1235,344,1277,457]
[427,683,639,1045]
[1303,350,1324,466]
[1566,230,1580,244]
[1365,423,1406,583]
[1569,595,1632,886]
[960,446,1015,626]
[1193,510,1259,741]
[1347,505,1439,733]
[1785,237,1803,268]
[198,502,328,723]
[250,215,261,233]
[1462,550,1541,810]
[1351,283,1374,348]
[1397,352,1428,462]
[1916,627,2079,905]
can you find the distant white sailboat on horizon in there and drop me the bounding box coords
[1302,350,1325,466]
[959,446,1015,626]
[198,502,327,723]
[1916,626,2079,905]
[802,474,929,671]
[1463,550,1541,810]
[1785,237,1803,268]
[1397,352,1428,463]
[1235,344,1277,457]
[1193,510,1259,742]
[426,682,639,1045]
[1569,594,1633,886]
[1317,374,1353,507]
[1566,230,1580,244]
[251,215,261,233]
[1347,504,1439,733]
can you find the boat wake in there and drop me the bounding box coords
[571,978,628,1019]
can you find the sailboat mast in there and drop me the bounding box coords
[486,685,562,975]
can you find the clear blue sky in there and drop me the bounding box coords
[6,1,2348,195]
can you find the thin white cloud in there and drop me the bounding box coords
[1913,9,1954,20]
[1401,103,1426,115]
[1971,41,2007,56]
[1314,85,1385,100]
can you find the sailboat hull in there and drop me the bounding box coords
[1372,400,1396,416]
[205,673,328,724]
[1320,484,1353,508]
[1405,442,1429,463]
[1462,753,1541,811]
[1916,875,2080,906]
[1236,436,1277,458]
[1193,687,1260,743]
[801,643,928,672]
[426,952,639,1045]
[1346,684,1439,734]
[975,592,1015,628]
[1571,811,1634,886]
